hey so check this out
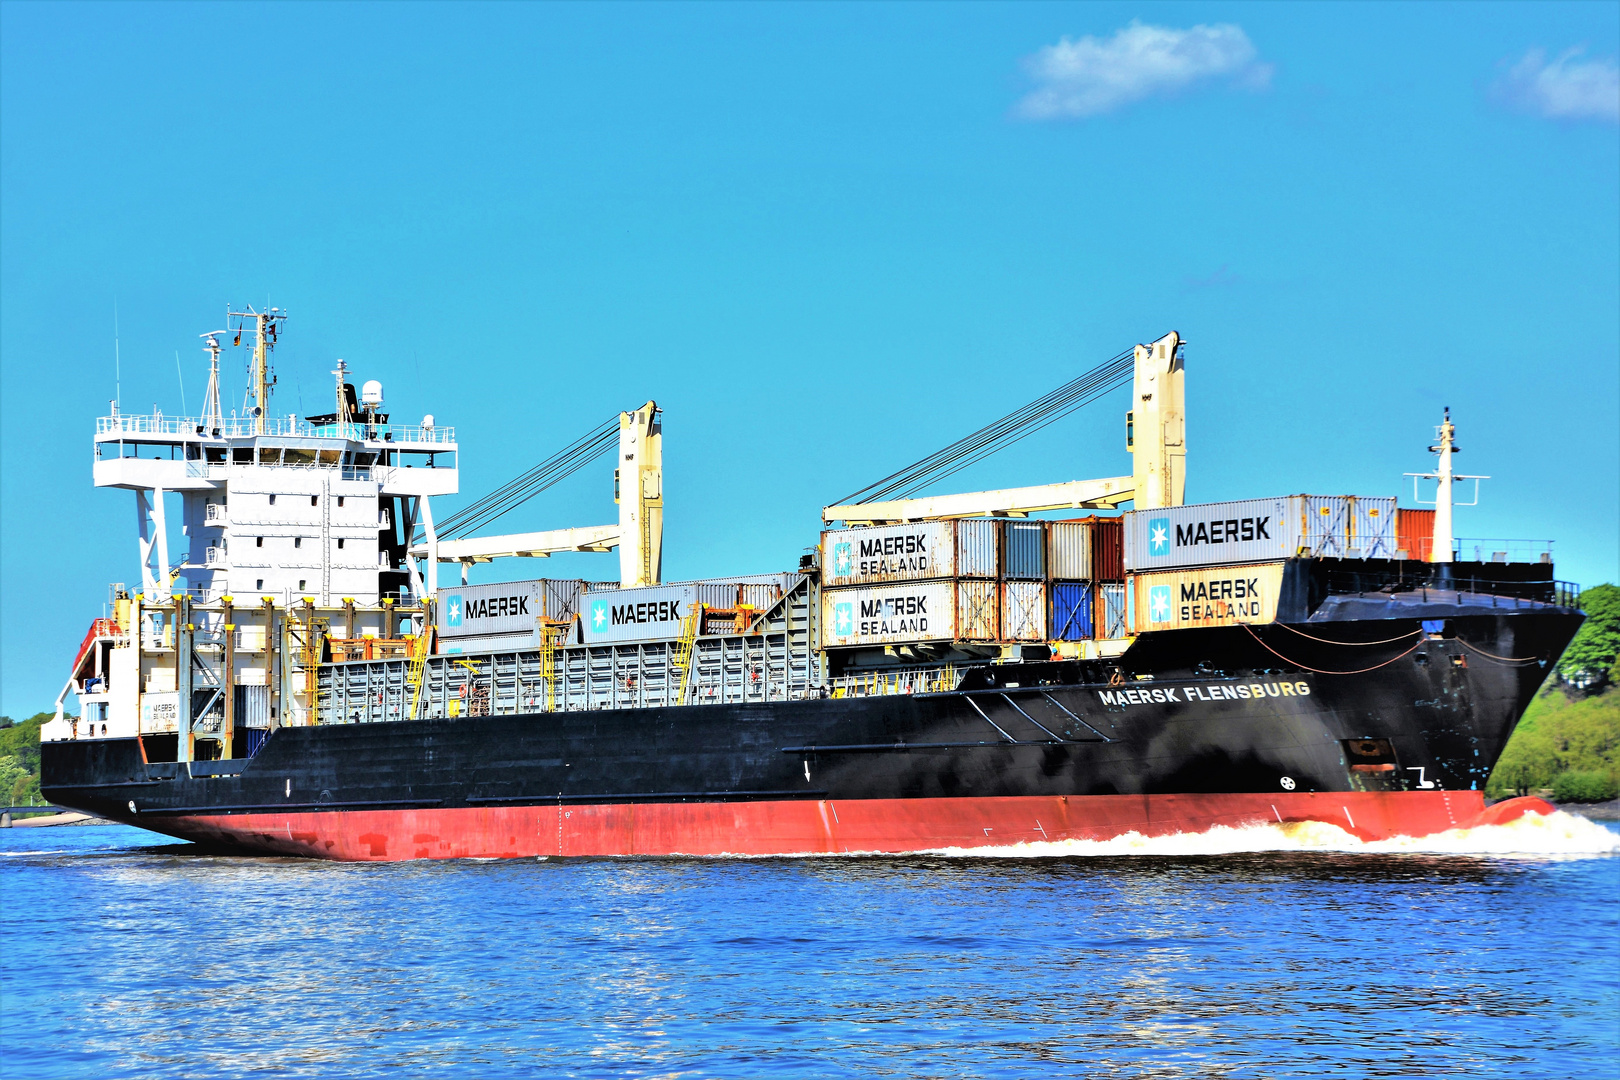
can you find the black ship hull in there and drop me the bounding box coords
[42,604,1582,859]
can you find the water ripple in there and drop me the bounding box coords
[0,818,1615,1079]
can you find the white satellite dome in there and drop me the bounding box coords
[360,380,384,406]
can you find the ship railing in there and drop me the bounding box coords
[1321,570,1580,607]
[830,665,964,699]
[98,414,456,445]
[1453,538,1555,565]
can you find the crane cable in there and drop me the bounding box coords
[834,346,1141,507]
[416,417,620,544]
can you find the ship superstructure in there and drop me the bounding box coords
[39,313,1585,857]
[50,307,455,757]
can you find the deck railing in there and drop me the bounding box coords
[97,413,455,444]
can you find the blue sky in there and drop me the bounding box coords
[2,1,1616,716]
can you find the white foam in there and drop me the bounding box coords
[920,810,1620,861]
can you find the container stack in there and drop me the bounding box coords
[1044,516,1128,643]
[1120,495,1396,634]
[819,517,1132,650]
[819,520,1000,648]
[1001,520,1046,642]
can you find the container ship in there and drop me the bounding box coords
[40,311,1583,859]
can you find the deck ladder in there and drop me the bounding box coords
[670,604,703,706]
[404,627,431,721]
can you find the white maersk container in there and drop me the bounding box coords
[1123,495,1396,572]
[821,520,998,587]
[821,581,958,647]
[580,583,700,645]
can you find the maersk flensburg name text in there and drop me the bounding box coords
[1099,681,1311,706]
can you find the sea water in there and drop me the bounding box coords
[1,814,1616,1079]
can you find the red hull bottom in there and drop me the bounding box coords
[145,792,1556,862]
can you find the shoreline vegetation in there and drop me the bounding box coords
[4,586,1616,817]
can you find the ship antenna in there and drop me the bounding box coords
[1405,406,1488,564]
[333,357,351,428]
[226,304,287,434]
[198,332,226,433]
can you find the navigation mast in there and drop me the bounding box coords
[226,305,287,434]
[1406,407,1488,564]
[197,332,226,434]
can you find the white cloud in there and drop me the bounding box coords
[1494,47,1619,123]
[1015,21,1271,120]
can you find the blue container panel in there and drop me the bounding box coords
[1004,521,1046,579]
[1049,582,1094,641]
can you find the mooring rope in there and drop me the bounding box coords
[1274,623,1424,647]
[1454,638,1542,665]
[1242,624,1426,675]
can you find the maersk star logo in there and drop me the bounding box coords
[833,542,853,577]
[834,602,854,636]
[1148,585,1172,622]
[591,599,609,631]
[446,594,463,627]
[1148,517,1171,557]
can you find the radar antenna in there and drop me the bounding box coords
[225,305,288,434]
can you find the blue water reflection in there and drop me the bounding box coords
[1,824,1615,1078]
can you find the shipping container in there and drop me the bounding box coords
[1047,522,1094,581]
[437,579,549,638]
[821,520,1002,586]
[1304,495,1396,559]
[1396,508,1437,561]
[1092,517,1124,580]
[1001,581,1047,641]
[822,521,952,586]
[1128,563,1285,633]
[1123,496,1397,571]
[821,581,957,647]
[539,579,585,622]
[1096,583,1127,639]
[1049,582,1094,641]
[696,581,785,612]
[1351,498,1394,560]
[955,518,999,578]
[1003,520,1046,579]
[580,583,699,645]
[955,580,999,641]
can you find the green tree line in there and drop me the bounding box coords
[1486,583,1620,802]
[0,712,53,806]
